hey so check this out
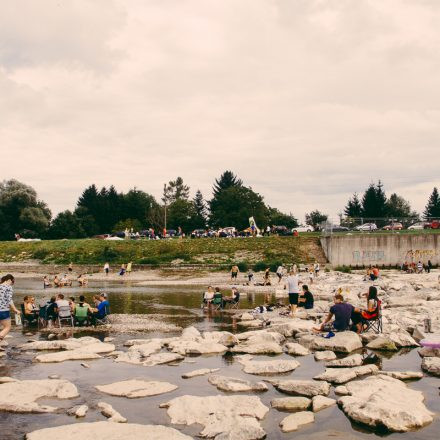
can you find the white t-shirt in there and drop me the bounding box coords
[204,291,214,300]
[286,275,299,293]
[56,299,70,309]
[276,266,283,275]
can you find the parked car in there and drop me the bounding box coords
[429,220,440,229]
[191,229,206,238]
[408,222,430,230]
[382,222,403,230]
[322,224,350,232]
[292,225,314,233]
[272,225,293,236]
[166,229,177,238]
[355,223,378,232]
[218,227,236,237]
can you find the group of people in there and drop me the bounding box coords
[23,292,110,327]
[364,266,380,281]
[203,286,240,310]
[284,268,315,316]
[314,286,380,335]
[401,260,433,274]
[43,273,88,288]
[117,262,132,276]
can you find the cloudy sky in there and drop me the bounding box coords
[1,0,439,223]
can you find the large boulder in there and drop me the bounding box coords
[366,337,398,351]
[421,357,440,376]
[326,354,363,367]
[96,379,177,398]
[161,394,269,439]
[267,379,330,397]
[0,379,78,413]
[26,422,192,440]
[339,375,433,432]
[285,342,310,356]
[208,375,268,392]
[308,332,362,353]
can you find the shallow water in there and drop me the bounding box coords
[1,278,439,439]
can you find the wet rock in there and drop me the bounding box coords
[309,332,362,353]
[114,351,142,365]
[270,319,316,337]
[182,368,220,379]
[48,333,56,340]
[312,395,336,412]
[285,342,310,356]
[161,395,269,439]
[36,351,101,363]
[387,331,419,348]
[203,331,239,347]
[267,379,331,397]
[314,351,336,361]
[181,326,201,340]
[97,402,127,423]
[334,385,349,395]
[123,338,164,347]
[168,339,228,356]
[239,358,300,375]
[0,379,78,413]
[143,352,184,366]
[379,371,423,380]
[237,330,285,344]
[231,333,283,355]
[48,375,61,379]
[96,379,177,398]
[418,347,440,357]
[421,357,440,376]
[314,365,378,384]
[339,375,433,432]
[208,375,268,392]
[128,340,163,357]
[26,421,192,440]
[238,319,264,328]
[240,312,254,321]
[326,354,363,368]
[366,337,398,351]
[81,363,90,368]
[75,404,88,418]
[0,376,16,383]
[280,411,314,432]
[271,397,311,412]
[21,337,109,351]
[103,337,114,342]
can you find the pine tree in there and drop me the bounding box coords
[212,171,242,197]
[344,193,362,218]
[162,177,190,204]
[361,181,387,220]
[193,190,207,228]
[424,187,440,219]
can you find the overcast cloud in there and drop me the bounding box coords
[1,0,439,222]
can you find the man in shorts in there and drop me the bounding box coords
[284,269,300,317]
[230,265,239,281]
[314,294,353,334]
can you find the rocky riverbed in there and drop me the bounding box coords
[0,269,439,439]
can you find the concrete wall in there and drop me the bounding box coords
[320,234,440,267]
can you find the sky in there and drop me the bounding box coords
[1,0,439,223]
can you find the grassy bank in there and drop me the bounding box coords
[0,236,326,270]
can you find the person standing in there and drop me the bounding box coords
[68,262,73,273]
[0,274,21,341]
[230,265,239,281]
[126,261,132,275]
[284,268,300,317]
[104,262,110,276]
[314,262,320,277]
[427,260,433,273]
[276,265,284,284]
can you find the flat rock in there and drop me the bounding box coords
[208,375,268,392]
[96,379,177,398]
[314,351,336,361]
[128,340,163,357]
[334,385,349,395]
[271,397,311,412]
[0,376,17,383]
[168,339,228,356]
[0,379,78,413]
[231,340,283,355]
[312,395,336,412]
[379,371,423,380]
[268,379,330,397]
[309,332,362,353]
[182,368,220,379]
[161,394,269,439]
[35,350,101,363]
[285,342,310,356]
[367,337,398,351]
[143,353,184,366]
[339,375,433,432]
[421,357,440,376]
[240,358,300,375]
[418,347,440,357]
[280,411,315,432]
[314,365,378,384]
[75,404,88,417]
[97,402,127,423]
[326,354,363,367]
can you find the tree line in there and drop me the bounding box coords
[0,174,439,240]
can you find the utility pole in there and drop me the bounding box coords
[163,183,167,232]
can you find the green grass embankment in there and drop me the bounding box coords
[0,236,326,270]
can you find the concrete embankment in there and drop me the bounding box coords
[321,233,440,267]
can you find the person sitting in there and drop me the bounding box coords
[351,286,380,333]
[298,284,314,309]
[77,274,88,286]
[74,295,91,326]
[119,264,126,276]
[61,274,72,287]
[222,287,240,307]
[211,288,223,309]
[313,294,353,335]
[45,296,57,326]
[91,293,110,324]
[55,293,70,312]
[22,296,38,324]
[69,296,76,313]
[370,266,379,281]
[203,286,215,307]
[53,275,61,287]
[402,261,409,273]
[43,276,52,288]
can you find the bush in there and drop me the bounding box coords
[237,262,249,272]
[253,261,267,272]
[335,265,351,273]
[138,256,160,267]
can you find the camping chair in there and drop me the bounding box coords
[93,303,110,326]
[212,293,223,311]
[362,300,383,334]
[38,304,48,329]
[57,305,74,327]
[21,303,38,327]
[74,304,90,327]
[226,294,240,310]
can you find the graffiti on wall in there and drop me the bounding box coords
[405,249,438,261]
[352,250,385,262]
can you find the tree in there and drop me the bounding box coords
[167,199,200,232]
[361,181,387,220]
[192,190,207,229]
[48,211,86,239]
[386,193,417,220]
[162,177,190,205]
[0,179,51,239]
[305,210,328,228]
[344,193,362,219]
[266,207,298,228]
[212,171,242,197]
[424,187,440,220]
[112,218,142,233]
[209,185,268,230]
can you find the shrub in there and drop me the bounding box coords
[335,265,351,273]
[237,262,249,272]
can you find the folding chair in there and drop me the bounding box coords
[93,303,110,326]
[57,305,74,327]
[362,300,383,334]
[74,305,90,327]
[38,305,48,329]
[211,293,223,311]
[226,293,240,310]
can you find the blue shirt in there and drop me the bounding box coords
[97,300,109,317]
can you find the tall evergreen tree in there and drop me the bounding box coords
[361,181,387,220]
[424,187,440,219]
[162,177,190,204]
[212,171,242,197]
[344,193,362,218]
[192,190,207,229]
